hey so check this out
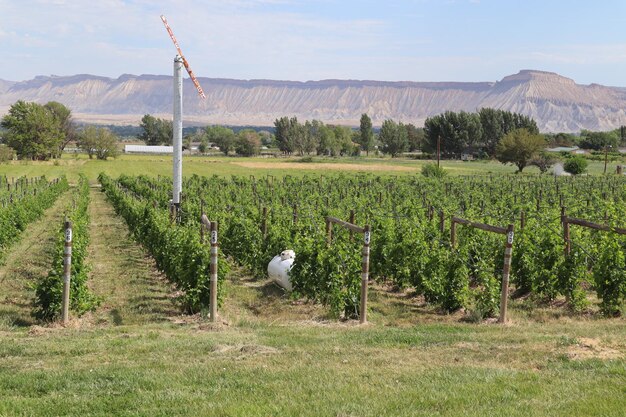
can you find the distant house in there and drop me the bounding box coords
[460,152,475,161]
[124,145,173,154]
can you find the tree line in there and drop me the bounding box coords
[272,115,425,157]
[2,99,624,163]
[423,108,539,158]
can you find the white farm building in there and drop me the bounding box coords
[124,145,173,154]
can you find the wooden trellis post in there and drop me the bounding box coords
[449,216,515,324]
[261,207,268,238]
[499,224,514,324]
[360,225,371,324]
[325,216,371,324]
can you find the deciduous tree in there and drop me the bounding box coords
[495,128,546,172]
[235,129,261,156]
[379,119,408,157]
[358,113,375,156]
[78,126,119,160]
[205,125,236,155]
[1,100,65,160]
[138,114,172,145]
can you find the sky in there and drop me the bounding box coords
[1,0,625,85]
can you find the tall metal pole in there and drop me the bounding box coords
[173,55,183,209]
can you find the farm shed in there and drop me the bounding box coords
[124,145,173,154]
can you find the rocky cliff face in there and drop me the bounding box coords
[0,79,15,94]
[1,70,624,132]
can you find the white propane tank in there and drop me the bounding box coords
[267,250,295,291]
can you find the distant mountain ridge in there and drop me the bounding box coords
[1,70,625,132]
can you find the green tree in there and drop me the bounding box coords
[1,100,65,160]
[379,119,408,157]
[44,101,76,152]
[258,130,274,147]
[478,108,504,156]
[205,125,236,155]
[198,137,208,154]
[235,129,261,156]
[545,132,577,147]
[358,113,375,156]
[77,125,98,159]
[299,120,320,155]
[579,130,619,150]
[317,124,340,156]
[404,123,424,152]
[274,116,294,154]
[138,114,172,145]
[334,125,357,156]
[78,126,119,160]
[495,128,546,172]
[424,111,482,157]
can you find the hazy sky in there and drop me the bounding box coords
[1,0,625,85]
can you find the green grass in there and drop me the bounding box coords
[0,155,624,416]
[0,153,619,183]
[0,319,624,416]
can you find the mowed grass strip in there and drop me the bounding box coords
[0,190,69,328]
[0,321,624,416]
[84,187,178,326]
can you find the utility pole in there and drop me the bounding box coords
[437,135,441,168]
[604,145,611,174]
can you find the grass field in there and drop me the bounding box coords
[0,152,620,183]
[0,155,624,416]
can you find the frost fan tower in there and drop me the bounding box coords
[160,15,206,212]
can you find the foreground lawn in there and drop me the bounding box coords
[0,318,624,416]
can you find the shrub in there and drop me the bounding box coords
[564,156,588,175]
[421,163,447,178]
[529,153,557,174]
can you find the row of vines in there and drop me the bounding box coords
[99,173,229,314]
[0,176,68,257]
[104,172,626,318]
[33,175,99,320]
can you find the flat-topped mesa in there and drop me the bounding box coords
[498,69,576,86]
[1,70,626,132]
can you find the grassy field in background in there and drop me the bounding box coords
[0,156,624,416]
[0,152,620,183]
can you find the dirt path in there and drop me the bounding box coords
[85,187,177,326]
[0,191,69,328]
